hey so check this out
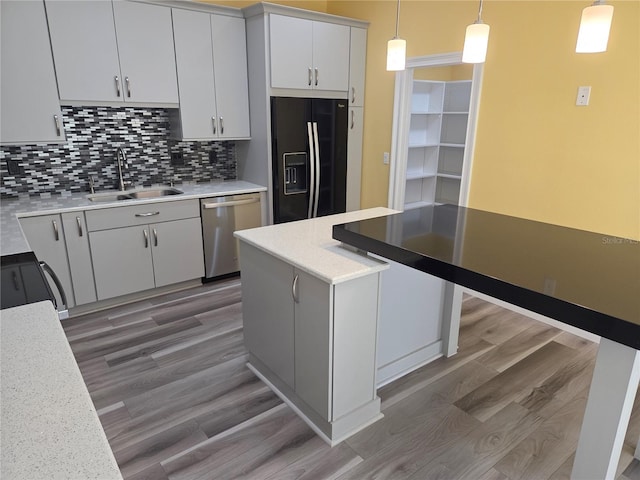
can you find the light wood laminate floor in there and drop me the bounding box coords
[63,278,640,480]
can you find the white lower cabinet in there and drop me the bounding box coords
[86,200,204,301]
[239,241,381,443]
[19,212,97,309]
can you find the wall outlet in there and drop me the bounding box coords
[170,152,184,166]
[576,86,591,106]
[383,152,390,165]
[6,159,22,176]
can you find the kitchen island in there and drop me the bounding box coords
[333,204,640,480]
[0,301,122,480]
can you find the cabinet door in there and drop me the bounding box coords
[312,21,350,92]
[348,27,367,107]
[172,8,218,140]
[45,0,122,103]
[90,225,155,300]
[211,14,251,139]
[150,218,205,288]
[112,1,179,104]
[269,15,313,90]
[346,107,363,211]
[238,242,295,389]
[61,212,97,306]
[294,268,331,420]
[19,215,74,309]
[0,1,65,144]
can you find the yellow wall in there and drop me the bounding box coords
[327,0,640,240]
[202,0,328,12]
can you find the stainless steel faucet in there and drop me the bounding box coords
[116,147,127,191]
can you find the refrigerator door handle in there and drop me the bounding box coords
[312,122,321,218]
[307,122,315,219]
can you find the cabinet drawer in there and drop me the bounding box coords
[85,199,199,232]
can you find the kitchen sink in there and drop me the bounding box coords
[87,187,183,202]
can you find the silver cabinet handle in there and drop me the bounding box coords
[53,115,61,137]
[135,212,160,217]
[308,67,312,86]
[352,87,356,104]
[292,274,299,303]
[143,229,149,248]
[125,76,131,98]
[153,228,158,247]
[76,216,83,237]
[201,197,260,209]
[212,116,217,135]
[315,68,319,86]
[52,220,59,241]
[351,110,355,130]
[115,75,121,97]
[219,117,224,135]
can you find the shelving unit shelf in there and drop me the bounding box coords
[404,80,471,210]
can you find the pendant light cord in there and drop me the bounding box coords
[395,0,401,38]
[477,0,484,22]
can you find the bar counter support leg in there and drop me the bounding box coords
[571,338,640,480]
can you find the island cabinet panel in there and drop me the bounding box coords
[239,242,295,388]
[0,0,65,145]
[238,240,383,444]
[45,0,178,105]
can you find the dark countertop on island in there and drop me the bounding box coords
[333,204,640,350]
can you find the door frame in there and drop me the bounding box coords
[387,52,484,209]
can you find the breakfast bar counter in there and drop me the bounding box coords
[333,204,640,480]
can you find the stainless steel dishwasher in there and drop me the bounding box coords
[200,193,262,279]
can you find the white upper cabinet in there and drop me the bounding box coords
[45,0,178,106]
[1,1,65,145]
[269,14,350,92]
[172,9,250,140]
[348,27,367,107]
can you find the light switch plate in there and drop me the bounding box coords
[576,86,591,106]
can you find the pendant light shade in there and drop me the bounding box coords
[462,0,490,64]
[387,38,407,71]
[576,1,614,53]
[386,0,406,71]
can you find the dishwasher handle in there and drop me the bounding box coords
[201,197,260,209]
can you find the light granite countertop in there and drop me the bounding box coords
[234,207,397,284]
[1,180,266,255]
[0,301,123,480]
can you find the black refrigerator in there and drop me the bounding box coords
[271,97,348,224]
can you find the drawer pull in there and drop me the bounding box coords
[143,229,149,248]
[52,220,59,241]
[153,228,158,247]
[76,216,83,237]
[292,274,299,303]
[135,212,160,218]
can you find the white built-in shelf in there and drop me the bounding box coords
[404,79,472,210]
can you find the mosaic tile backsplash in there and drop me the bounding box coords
[0,106,236,198]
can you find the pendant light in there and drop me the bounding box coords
[462,0,490,64]
[386,0,406,71]
[576,0,614,53]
